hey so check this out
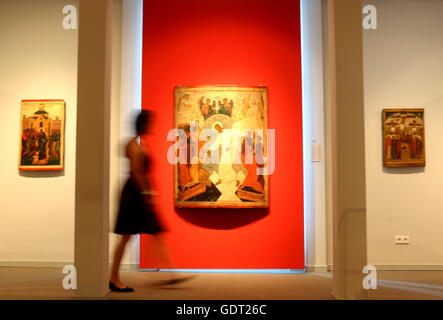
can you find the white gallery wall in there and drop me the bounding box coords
[363,0,443,268]
[301,0,328,272]
[0,0,142,267]
[0,0,78,264]
[109,0,143,267]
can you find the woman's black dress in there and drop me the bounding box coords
[114,152,164,235]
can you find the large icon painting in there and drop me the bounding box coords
[382,108,425,167]
[174,86,269,208]
[19,99,65,171]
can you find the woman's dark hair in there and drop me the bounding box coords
[136,110,153,136]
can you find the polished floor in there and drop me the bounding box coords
[0,267,442,300]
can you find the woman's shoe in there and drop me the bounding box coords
[109,281,134,292]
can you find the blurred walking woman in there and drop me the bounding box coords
[110,110,165,292]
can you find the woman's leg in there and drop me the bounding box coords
[148,234,195,284]
[110,234,132,287]
[151,233,175,270]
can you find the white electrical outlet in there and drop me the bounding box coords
[311,142,321,162]
[395,235,410,244]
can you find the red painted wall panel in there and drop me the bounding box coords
[140,0,304,269]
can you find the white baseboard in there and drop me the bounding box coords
[0,261,139,270]
[306,265,329,273]
[373,264,443,271]
[321,264,443,271]
[0,261,73,267]
[120,263,138,270]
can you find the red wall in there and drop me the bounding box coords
[141,0,304,269]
